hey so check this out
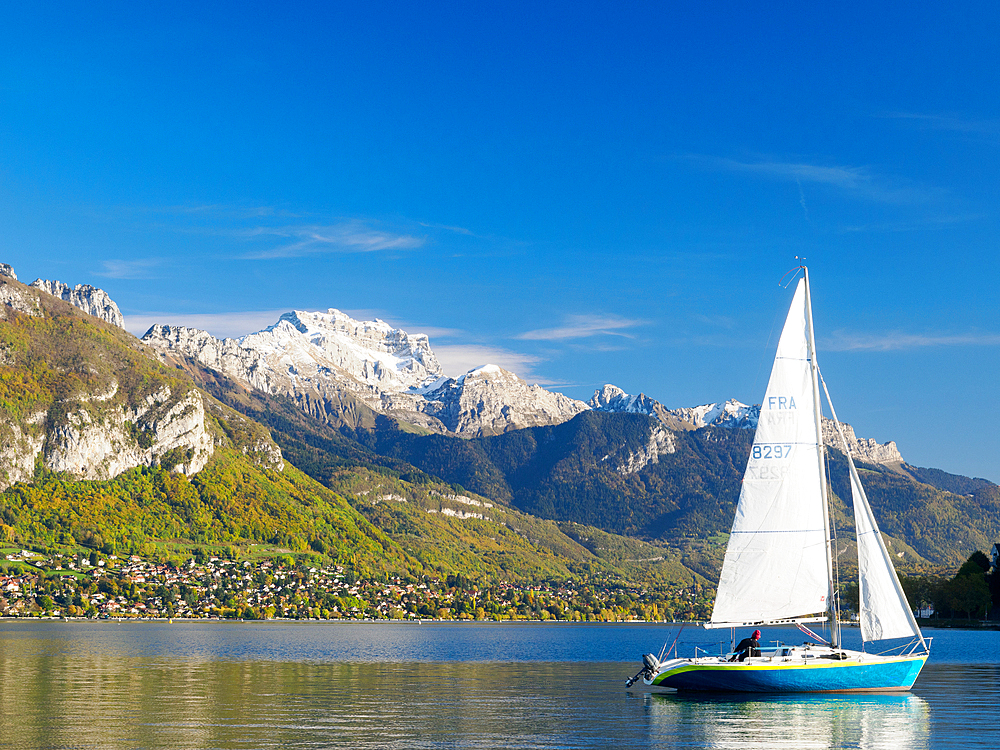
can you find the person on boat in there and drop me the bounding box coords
[730,630,761,661]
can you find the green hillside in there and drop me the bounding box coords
[0,280,188,458]
[0,451,417,576]
[176,364,709,586]
[0,290,707,588]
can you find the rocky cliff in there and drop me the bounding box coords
[0,274,282,490]
[821,419,903,465]
[30,278,125,328]
[420,364,589,436]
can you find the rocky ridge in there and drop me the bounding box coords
[3,260,904,467]
[821,419,903,465]
[142,312,589,437]
[591,383,902,467]
[30,278,125,328]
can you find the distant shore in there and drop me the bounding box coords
[4,615,1000,631]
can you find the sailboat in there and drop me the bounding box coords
[630,267,930,692]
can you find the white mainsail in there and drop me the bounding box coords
[710,278,832,626]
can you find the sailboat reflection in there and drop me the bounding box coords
[644,691,929,750]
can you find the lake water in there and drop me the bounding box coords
[0,621,996,749]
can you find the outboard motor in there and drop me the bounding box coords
[626,653,663,687]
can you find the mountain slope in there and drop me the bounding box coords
[171,354,705,585]
[346,408,998,569]
[0,275,240,488]
[5,262,993,580]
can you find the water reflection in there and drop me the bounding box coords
[0,624,996,749]
[646,692,929,750]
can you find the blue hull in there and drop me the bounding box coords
[651,655,927,693]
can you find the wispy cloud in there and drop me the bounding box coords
[881,111,1000,139]
[431,344,546,382]
[690,155,935,204]
[150,204,296,219]
[96,258,162,279]
[124,309,289,339]
[823,329,1000,351]
[836,213,980,233]
[418,221,475,236]
[238,221,425,259]
[517,314,647,341]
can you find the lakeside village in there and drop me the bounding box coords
[0,548,714,622]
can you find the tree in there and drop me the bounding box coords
[945,574,991,620]
[939,551,993,619]
[957,551,991,578]
[900,575,944,617]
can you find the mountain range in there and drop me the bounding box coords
[1,262,996,581]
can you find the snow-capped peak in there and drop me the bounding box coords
[670,399,758,429]
[143,308,586,436]
[236,308,443,391]
[590,385,759,430]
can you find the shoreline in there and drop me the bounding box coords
[2,616,998,631]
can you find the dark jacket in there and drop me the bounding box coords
[731,637,761,662]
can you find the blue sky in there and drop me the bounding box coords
[1,3,999,480]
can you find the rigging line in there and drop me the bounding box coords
[778,264,804,290]
[659,623,686,661]
[824,437,843,638]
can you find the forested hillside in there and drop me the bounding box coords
[346,410,997,569]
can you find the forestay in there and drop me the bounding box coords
[710,279,831,626]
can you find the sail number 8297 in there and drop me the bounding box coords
[752,443,793,459]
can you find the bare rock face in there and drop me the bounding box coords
[0,417,45,488]
[612,425,677,475]
[30,279,125,328]
[44,387,214,480]
[420,365,589,436]
[0,264,16,281]
[143,311,588,436]
[0,283,42,318]
[821,419,903,465]
[0,384,218,490]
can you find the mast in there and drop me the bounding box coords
[802,267,840,648]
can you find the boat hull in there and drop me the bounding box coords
[648,653,927,693]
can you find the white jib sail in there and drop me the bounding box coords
[851,461,922,642]
[711,279,831,625]
[818,371,923,644]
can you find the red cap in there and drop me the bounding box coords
[753,629,761,639]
